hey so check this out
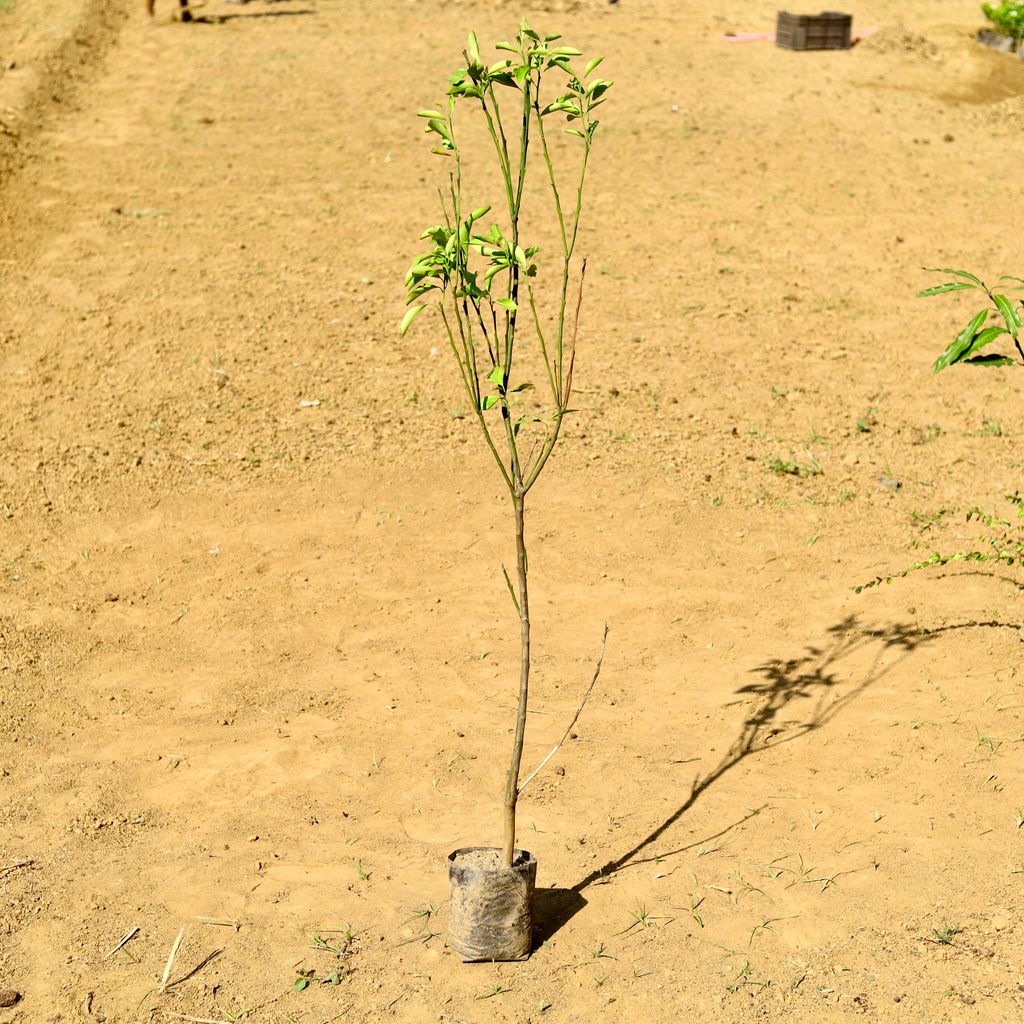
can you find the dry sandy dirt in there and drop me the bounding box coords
[2,0,1024,1021]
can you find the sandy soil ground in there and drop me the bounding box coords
[2,0,1024,1021]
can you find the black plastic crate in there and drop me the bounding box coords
[776,10,852,50]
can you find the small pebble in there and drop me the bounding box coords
[0,991,20,1008]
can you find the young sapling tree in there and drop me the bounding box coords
[402,21,611,959]
[857,268,1024,592]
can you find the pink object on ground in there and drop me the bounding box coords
[721,32,776,42]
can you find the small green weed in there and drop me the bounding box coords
[309,932,349,955]
[683,891,705,928]
[930,923,962,945]
[616,899,669,935]
[910,507,950,532]
[976,731,1003,755]
[855,406,878,433]
[476,984,511,1000]
[726,960,771,993]
[765,453,822,478]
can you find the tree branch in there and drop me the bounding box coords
[517,623,609,796]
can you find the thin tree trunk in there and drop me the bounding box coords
[502,490,530,866]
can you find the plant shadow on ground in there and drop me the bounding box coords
[939,568,1024,593]
[571,613,949,893]
[534,887,587,949]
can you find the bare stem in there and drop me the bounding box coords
[502,490,530,866]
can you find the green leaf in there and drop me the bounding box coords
[923,267,985,288]
[488,60,513,74]
[406,282,437,303]
[469,205,491,222]
[416,109,445,119]
[496,298,518,311]
[584,55,605,76]
[495,41,519,53]
[964,353,1015,366]
[916,282,976,297]
[550,45,582,55]
[294,977,310,992]
[486,364,505,385]
[400,304,426,337]
[932,309,989,373]
[480,395,499,410]
[514,245,527,266]
[425,118,451,140]
[511,382,534,392]
[997,275,1024,287]
[992,293,1021,339]
[484,263,507,285]
[467,31,481,63]
[962,324,1008,358]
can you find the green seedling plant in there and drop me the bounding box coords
[766,453,822,478]
[476,984,511,1000]
[857,270,1024,592]
[402,21,612,867]
[929,923,963,945]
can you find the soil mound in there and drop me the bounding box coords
[859,23,942,60]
